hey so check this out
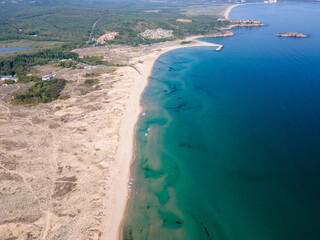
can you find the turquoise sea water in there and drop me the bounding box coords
[124,3,320,240]
[0,46,34,54]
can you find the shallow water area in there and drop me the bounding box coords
[124,3,320,240]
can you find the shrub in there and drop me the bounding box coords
[13,78,66,104]
[83,79,100,86]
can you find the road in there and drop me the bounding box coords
[86,20,100,44]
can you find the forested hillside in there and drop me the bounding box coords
[0,1,229,45]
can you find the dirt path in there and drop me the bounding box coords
[86,20,100,45]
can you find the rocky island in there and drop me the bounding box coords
[274,32,309,38]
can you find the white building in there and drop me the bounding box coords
[1,75,18,82]
[265,0,277,3]
[84,65,93,69]
[141,28,173,39]
[42,73,56,81]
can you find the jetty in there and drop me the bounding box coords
[215,45,224,51]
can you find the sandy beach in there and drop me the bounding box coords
[0,39,221,240]
[3,3,318,240]
[0,6,231,240]
[224,4,239,19]
[99,39,221,240]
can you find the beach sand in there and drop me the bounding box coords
[224,4,239,19]
[0,39,220,240]
[99,39,221,240]
[0,4,270,239]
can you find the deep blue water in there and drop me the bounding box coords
[0,46,34,54]
[124,3,320,240]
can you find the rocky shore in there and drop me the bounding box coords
[220,23,265,31]
[274,32,309,38]
[209,23,265,38]
[204,31,234,38]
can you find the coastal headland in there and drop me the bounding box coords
[219,4,265,34]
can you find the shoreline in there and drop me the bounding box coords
[224,4,240,19]
[100,4,241,240]
[99,39,221,240]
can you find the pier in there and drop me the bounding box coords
[215,45,223,51]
